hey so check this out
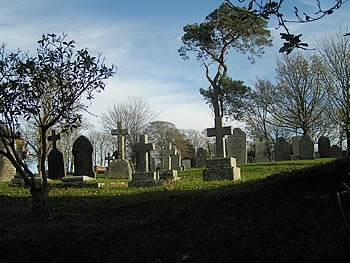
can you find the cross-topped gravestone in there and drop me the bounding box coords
[207,117,232,158]
[104,152,114,168]
[111,121,130,159]
[133,134,155,172]
[48,129,60,150]
[162,143,172,170]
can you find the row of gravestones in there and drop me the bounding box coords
[195,128,344,168]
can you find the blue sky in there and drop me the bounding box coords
[1,0,349,132]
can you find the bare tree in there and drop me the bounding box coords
[88,129,114,166]
[316,27,350,154]
[100,96,158,159]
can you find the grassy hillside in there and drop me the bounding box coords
[0,158,349,262]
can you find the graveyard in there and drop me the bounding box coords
[1,157,349,263]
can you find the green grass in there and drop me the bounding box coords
[0,158,349,263]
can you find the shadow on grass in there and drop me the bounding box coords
[1,159,350,263]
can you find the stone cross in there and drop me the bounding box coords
[207,117,232,158]
[133,134,155,172]
[48,129,60,150]
[105,152,114,167]
[162,143,172,170]
[111,121,130,159]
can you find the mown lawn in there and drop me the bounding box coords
[0,158,349,263]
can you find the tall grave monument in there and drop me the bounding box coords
[129,134,162,187]
[226,128,247,164]
[108,121,132,179]
[203,117,241,181]
[159,143,178,180]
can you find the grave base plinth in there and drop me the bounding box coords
[159,170,179,181]
[203,157,241,181]
[128,172,163,187]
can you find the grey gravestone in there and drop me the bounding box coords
[129,134,162,187]
[108,159,132,180]
[299,135,315,160]
[47,130,65,180]
[226,128,247,164]
[182,159,191,169]
[207,117,232,158]
[291,136,303,159]
[104,152,114,168]
[10,140,27,185]
[318,136,330,158]
[203,157,240,181]
[274,137,290,161]
[111,121,130,160]
[170,146,181,170]
[159,143,178,181]
[0,141,16,182]
[255,137,270,162]
[196,147,207,167]
[72,135,95,178]
[162,143,172,170]
[329,145,342,158]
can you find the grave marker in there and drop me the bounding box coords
[226,128,247,164]
[111,121,130,160]
[318,136,330,158]
[299,134,315,160]
[206,117,232,158]
[47,130,65,180]
[72,135,95,178]
[274,137,290,161]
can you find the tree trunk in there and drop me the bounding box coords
[30,183,51,218]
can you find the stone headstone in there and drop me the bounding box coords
[206,117,232,158]
[111,121,130,160]
[72,135,95,178]
[226,128,247,164]
[182,159,191,169]
[274,137,290,161]
[10,140,27,185]
[170,146,181,170]
[299,134,315,160]
[0,141,16,182]
[329,145,342,158]
[105,152,114,168]
[162,143,172,170]
[129,134,162,187]
[47,130,65,180]
[255,137,270,162]
[203,157,241,181]
[318,136,330,158]
[196,147,207,167]
[291,136,303,159]
[107,159,132,180]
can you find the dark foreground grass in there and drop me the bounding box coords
[1,158,350,262]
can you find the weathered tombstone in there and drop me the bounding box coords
[10,140,28,185]
[226,128,247,164]
[329,145,342,158]
[196,147,207,167]
[291,136,303,159]
[274,137,290,161]
[203,118,240,181]
[109,122,132,180]
[104,153,114,168]
[318,136,330,158]
[0,141,16,182]
[129,134,162,187]
[255,137,270,162]
[182,159,191,169]
[207,117,232,158]
[158,143,178,181]
[47,130,65,180]
[299,134,315,160]
[72,135,95,178]
[170,146,181,170]
[111,121,130,160]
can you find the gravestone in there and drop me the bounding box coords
[47,130,65,180]
[182,159,191,169]
[274,137,290,161]
[109,122,132,180]
[203,118,240,181]
[207,117,232,158]
[111,121,130,159]
[329,145,342,158]
[170,146,181,170]
[129,134,162,187]
[10,140,28,185]
[196,147,207,167]
[158,143,178,181]
[318,136,330,158]
[291,136,303,159]
[226,128,247,164]
[72,135,95,178]
[0,141,16,182]
[104,153,114,168]
[255,137,270,162]
[299,134,315,160]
